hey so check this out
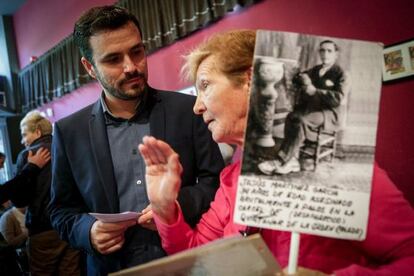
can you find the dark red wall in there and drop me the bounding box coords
[13,0,414,203]
[13,0,116,68]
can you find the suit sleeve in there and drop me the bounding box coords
[15,150,27,174]
[0,163,40,206]
[176,113,225,227]
[48,123,96,254]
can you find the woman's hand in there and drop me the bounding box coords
[138,136,183,224]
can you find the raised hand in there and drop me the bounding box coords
[27,147,51,168]
[138,136,182,224]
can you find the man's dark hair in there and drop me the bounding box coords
[319,40,339,51]
[0,152,5,159]
[73,5,143,62]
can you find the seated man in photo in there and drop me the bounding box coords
[258,40,351,175]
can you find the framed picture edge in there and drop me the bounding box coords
[382,38,414,82]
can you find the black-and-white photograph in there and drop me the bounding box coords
[234,30,383,240]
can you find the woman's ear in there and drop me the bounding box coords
[246,66,253,83]
[35,128,42,138]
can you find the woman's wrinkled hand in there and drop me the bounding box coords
[138,136,182,224]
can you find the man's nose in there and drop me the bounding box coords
[123,55,136,72]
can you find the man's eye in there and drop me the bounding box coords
[131,48,143,56]
[105,56,121,64]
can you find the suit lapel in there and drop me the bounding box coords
[148,89,166,140]
[89,100,119,212]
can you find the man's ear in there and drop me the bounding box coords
[81,57,97,79]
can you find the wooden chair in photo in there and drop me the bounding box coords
[300,126,337,171]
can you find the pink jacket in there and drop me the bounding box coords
[154,162,414,275]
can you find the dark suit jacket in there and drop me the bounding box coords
[296,64,351,130]
[49,88,224,274]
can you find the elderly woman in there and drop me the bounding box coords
[138,30,414,275]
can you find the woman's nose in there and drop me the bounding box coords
[193,95,205,115]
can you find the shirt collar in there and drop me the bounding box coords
[100,89,149,123]
[319,63,334,76]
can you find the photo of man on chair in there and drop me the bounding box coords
[242,31,382,194]
[258,39,350,175]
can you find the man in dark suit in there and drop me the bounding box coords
[48,6,224,275]
[258,40,351,175]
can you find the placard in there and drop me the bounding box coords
[234,30,383,240]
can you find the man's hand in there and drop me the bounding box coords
[28,147,51,168]
[298,73,312,86]
[137,204,157,231]
[138,136,182,224]
[304,84,317,96]
[298,73,316,96]
[90,219,136,254]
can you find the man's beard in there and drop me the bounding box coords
[97,70,146,100]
